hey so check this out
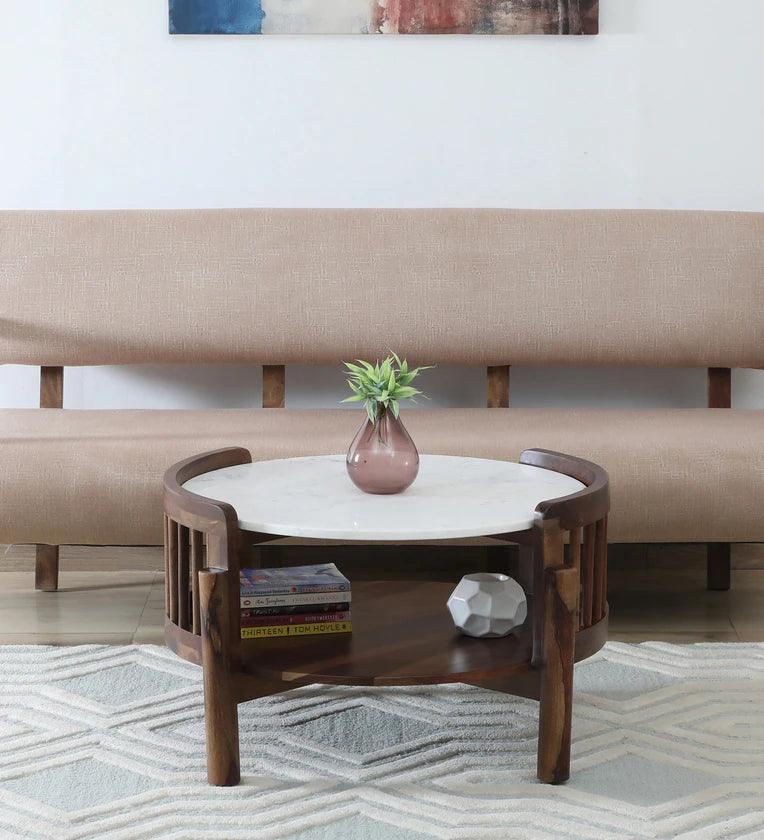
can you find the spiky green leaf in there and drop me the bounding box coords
[392,385,420,399]
[342,353,434,416]
[344,361,366,375]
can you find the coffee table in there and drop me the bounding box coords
[163,448,609,787]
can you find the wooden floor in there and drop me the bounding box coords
[0,543,762,645]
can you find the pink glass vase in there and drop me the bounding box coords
[346,409,419,494]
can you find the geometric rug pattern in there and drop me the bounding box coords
[0,643,762,839]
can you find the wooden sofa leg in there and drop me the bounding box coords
[35,545,60,592]
[34,545,58,592]
[707,543,731,591]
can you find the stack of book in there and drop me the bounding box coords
[239,563,352,640]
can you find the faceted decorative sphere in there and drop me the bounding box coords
[447,573,528,638]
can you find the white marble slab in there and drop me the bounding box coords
[182,455,585,541]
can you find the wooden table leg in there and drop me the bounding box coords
[537,563,578,784]
[199,568,241,786]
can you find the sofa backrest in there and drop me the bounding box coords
[1,208,762,369]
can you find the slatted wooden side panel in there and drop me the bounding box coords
[593,517,608,621]
[177,524,190,630]
[190,530,205,635]
[577,518,608,629]
[568,526,582,627]
[167,518,178,624]
[164,516,171,619]
[164,515,206,635]
[580,523,595,628]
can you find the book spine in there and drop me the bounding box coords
[240,611,350,628]
[241,621,352,640]
[241,602,350,617]
[239,583,350,597]
[240,591,353,609]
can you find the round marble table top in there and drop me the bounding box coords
[182,454,586,541]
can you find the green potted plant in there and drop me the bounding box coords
[342,354,432,494]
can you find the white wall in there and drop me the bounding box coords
[1,0,762,409]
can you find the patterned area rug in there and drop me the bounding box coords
[0,643,762,839]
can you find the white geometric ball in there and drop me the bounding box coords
[447,572,528,638]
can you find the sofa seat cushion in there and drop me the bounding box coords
[2,408,762,545]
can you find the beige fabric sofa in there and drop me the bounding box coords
[1,209,762,590]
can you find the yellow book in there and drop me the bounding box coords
[241,621,352,640]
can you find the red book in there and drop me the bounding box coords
[240,610,351,628]
[241,602,350,617]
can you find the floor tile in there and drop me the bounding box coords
[607,630,741,643]
[727,570,764,625]
[0,572,153,634]
[145,576,166,603]
[730,625,764,642]
[608,601,733,632]
[132,573,167,645]
[0,633,134,645]
[607,612,734,633]
[732,544,764,570]
[132,626,166,645]
[0,570,156,591]
[135,602,165,628]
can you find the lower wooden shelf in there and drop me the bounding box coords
[167,580,608,691]
[241,580,532,686]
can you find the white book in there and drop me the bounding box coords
[240,590,352,609]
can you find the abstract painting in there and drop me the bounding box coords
[169,0,598,35]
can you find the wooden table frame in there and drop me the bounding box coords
[163,447,610,787]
